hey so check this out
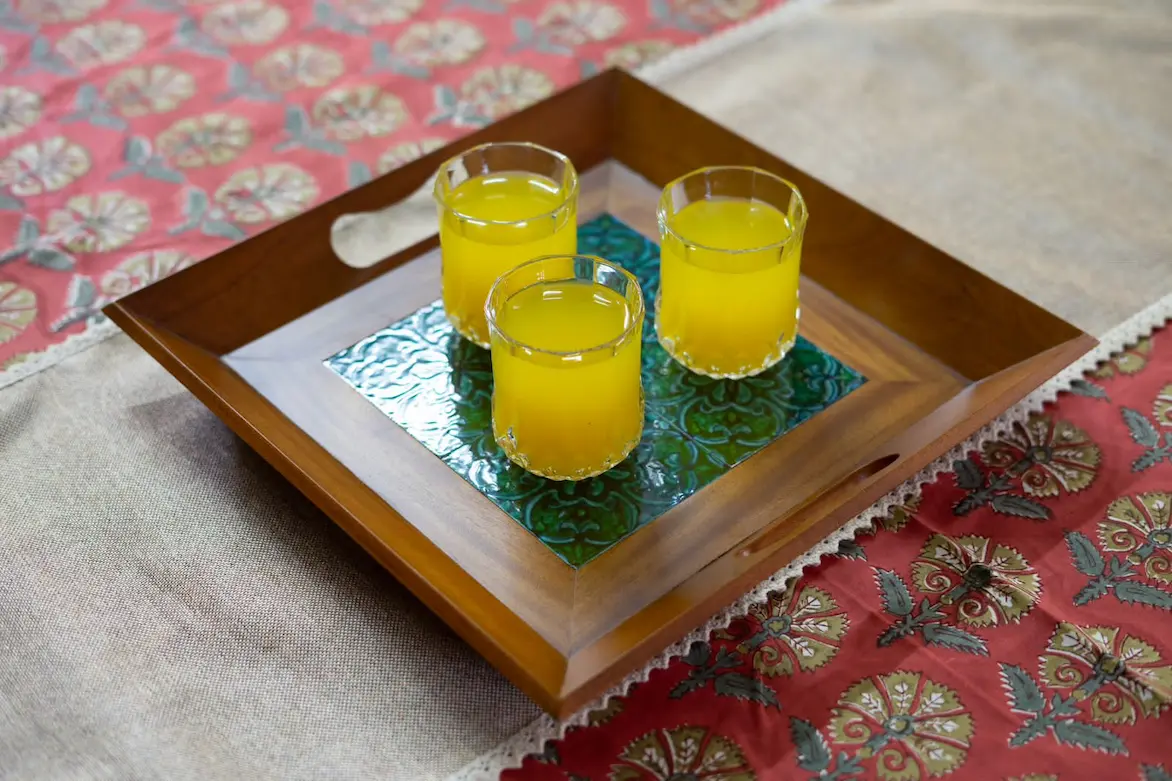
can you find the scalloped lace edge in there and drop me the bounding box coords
[447,291,1172,781]
[0,319,121,392]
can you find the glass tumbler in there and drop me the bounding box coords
[656,166,808,378]
[434,141,578,348]
[486,255,644,480]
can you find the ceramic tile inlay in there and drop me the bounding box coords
[325,214,866,566]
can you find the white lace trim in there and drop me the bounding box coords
[0,318,120,392]
[447,291,1172,781]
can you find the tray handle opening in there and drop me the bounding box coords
[331,175,437,270]
[739,452,900,558]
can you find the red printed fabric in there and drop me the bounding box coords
[504,329,1172,781]
[0,0,787,370]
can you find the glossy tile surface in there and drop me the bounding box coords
[326,214,865,566]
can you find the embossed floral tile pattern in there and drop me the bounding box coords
[326,214,865,566]
[0,0,791,375]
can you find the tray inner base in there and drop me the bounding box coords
[324,212,866,567]
[217,160,972,658]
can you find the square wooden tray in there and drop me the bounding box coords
[106,69,1095,718]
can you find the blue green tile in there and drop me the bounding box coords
[325,213,865,567]
[578,212,660,291]
[643,337,867,468]
[325,304,469,458]
[437,413,726,567]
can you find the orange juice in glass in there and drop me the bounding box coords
[486,255,644,480]
[656,166,808,379]
[434,142,578,348]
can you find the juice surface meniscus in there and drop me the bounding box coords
[491,279,643,480]
[657,197,800,378]
[439,171,577,347]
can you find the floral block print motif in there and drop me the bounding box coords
[734,581,849,677]
[1120,384,1172,472]
[608,725,757,780]
[875,533,1043,656]
[0,0,793,376]
[325,214,865,566]
[500,325,1172,779]
[1069,336,1152,401]
[950,414,1101,520]
[813,670,975,780]
[1062,491,1172,611]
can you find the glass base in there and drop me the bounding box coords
[446,309,491,350]
[656,305,802,380]
[494,428,641,481]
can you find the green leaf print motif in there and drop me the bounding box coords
[1113,581,1172,609]
[1000,664,1046,714]
[875,569,912,617]
[920,623,988,655]
[1121,407,1172,472]
[669,642,780,709]
[1143,764,1172,781]
[990,493,1050,520]
[1049,720,1128,755]
[835,538,867,560]
[789,717,831,773]
[1001,664,1128,755]
[1066,531,1105,577]
[1124,407,1161,447]
[1069,378,1110,400]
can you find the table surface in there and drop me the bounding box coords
[3,1,1172,780]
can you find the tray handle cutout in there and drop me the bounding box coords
[331,174,437,270]
[739,452,900,558]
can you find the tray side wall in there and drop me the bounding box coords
[611,72,1083,382]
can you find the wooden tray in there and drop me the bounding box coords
[106,68,1095,718]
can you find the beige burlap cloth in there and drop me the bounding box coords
[3,1,1172,779]
[0,334,541,780]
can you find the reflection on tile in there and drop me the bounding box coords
[326,214,866,567]
[579,213,660,291]
[430,412,727,566]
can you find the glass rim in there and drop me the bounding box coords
[657,165,808,255]
[433,141,580,227]
[484,254,645,358]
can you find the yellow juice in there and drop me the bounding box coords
[657,198,800,378]
[491,280,643,480]
[439,171,577,347]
